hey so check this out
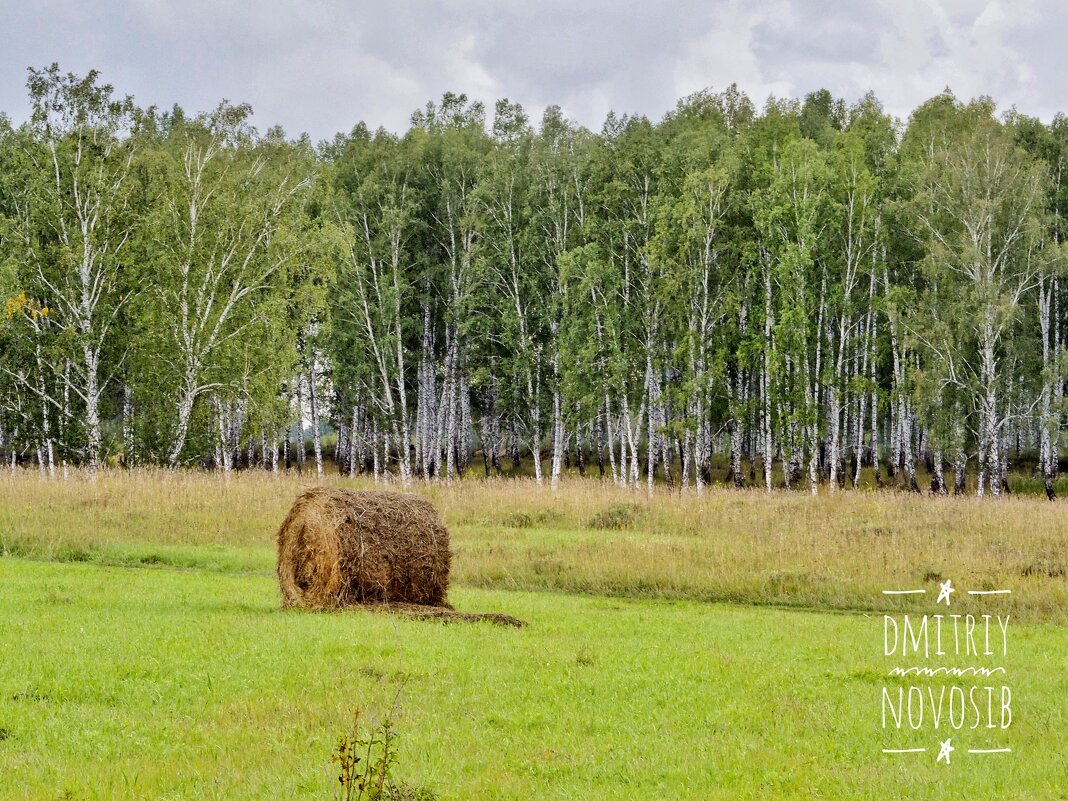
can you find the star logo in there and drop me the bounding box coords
[936,579,955,606]
[937,737,954,765]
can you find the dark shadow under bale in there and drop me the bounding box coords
[360,602,526,628]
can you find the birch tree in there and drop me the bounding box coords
[909,112,1048,496]
[331,125,417,482]
[476,100,547,482]
[137,103,312,464]
[654,164,731,489]
[8,66,138,473]
[753,135,832,494]
[826,133,877,489]
[416,94,488,482]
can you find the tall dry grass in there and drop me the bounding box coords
[1,468,1065,622]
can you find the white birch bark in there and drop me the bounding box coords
[308,355,323,478]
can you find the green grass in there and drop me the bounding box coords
[1,558,1065,800]
[1,471,1066,798]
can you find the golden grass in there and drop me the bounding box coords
[1,468,1065,622]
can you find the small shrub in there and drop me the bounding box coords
[331,708,436,801]
[500,509,557,529]
[766,570,827,597]
[587,503,641,530]
[55,546,93,563]
[1021,552,1067,578]
[501,511,534,528]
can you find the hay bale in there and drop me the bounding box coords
[276,487,450,609]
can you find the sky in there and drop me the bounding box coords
[0,0,1062,141]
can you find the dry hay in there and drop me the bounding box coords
[276,486,526,627]
[277,487,450,609]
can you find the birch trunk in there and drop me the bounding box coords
[762,270,774,492]
[550,385,564,490]
[348,404,359,479]
[1038,276,1057,499]
[308,359,323,478]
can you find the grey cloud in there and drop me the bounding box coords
[0,0,1065,141]
[752,3,890,67]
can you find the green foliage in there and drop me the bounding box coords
[2,68,1067,490]
[587,502,641,530]
[332,708,437,801]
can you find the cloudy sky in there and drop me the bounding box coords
[0,0,1061,140]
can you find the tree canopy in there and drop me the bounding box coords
[2,68,1065,497]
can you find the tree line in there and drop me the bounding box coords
[2,65,1066,497]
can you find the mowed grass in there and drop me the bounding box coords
[1,470,1066,622]
[0,471,1066,799]
[1,559,1066,801]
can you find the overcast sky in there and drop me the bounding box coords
[0,0,1062,141]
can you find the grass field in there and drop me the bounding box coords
[0,471,1066,799]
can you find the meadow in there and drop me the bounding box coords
[0,471,1066,799]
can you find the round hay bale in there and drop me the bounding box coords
[276,487,451,609]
